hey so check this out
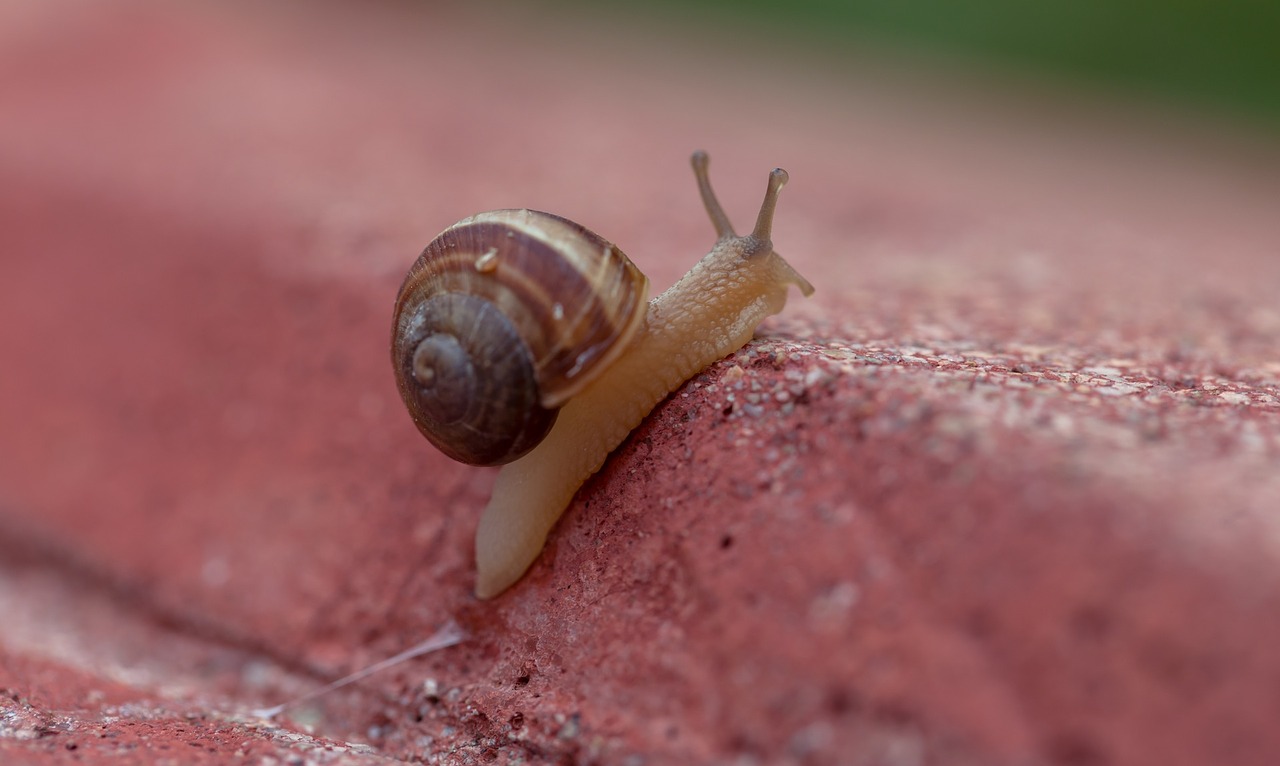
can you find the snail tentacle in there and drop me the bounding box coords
[691,150,736,240]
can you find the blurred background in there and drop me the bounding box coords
[557,0,1280,129]
[2,0,1279,760]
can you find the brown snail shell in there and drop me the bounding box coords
[391,209,649,466]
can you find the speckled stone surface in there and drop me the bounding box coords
[2,1,1280,764]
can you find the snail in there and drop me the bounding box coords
[392,151,814,598]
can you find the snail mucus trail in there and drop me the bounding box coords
[392,152,814,598]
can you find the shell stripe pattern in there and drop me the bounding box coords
[408,210,650,407]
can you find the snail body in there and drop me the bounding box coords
[392,152,813,598]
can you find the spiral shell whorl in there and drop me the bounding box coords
[392,209,649,466]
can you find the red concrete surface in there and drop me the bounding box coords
[3,0,1280,763]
